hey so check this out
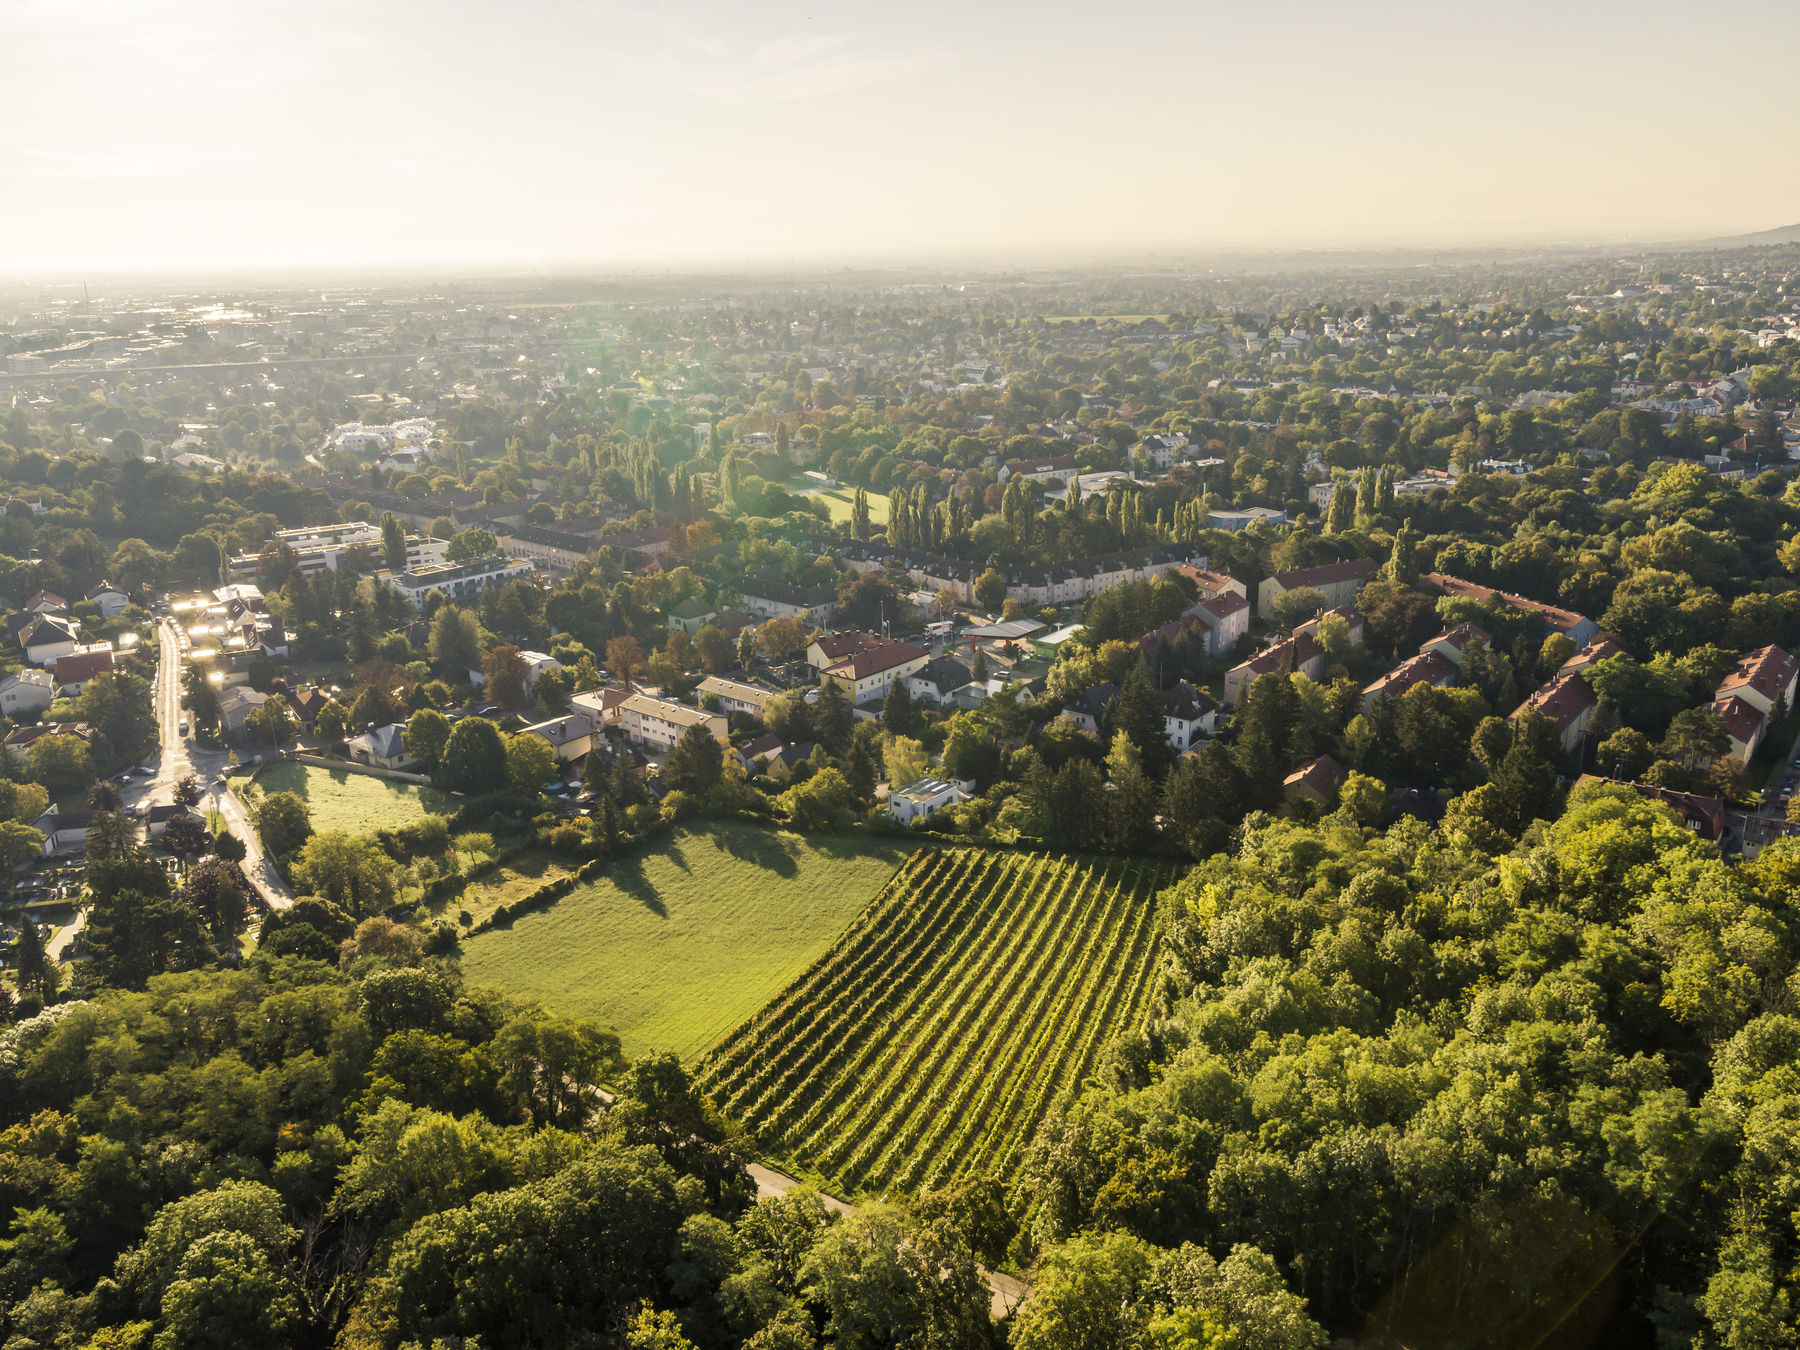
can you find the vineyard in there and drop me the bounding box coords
[697,847,1168,1196]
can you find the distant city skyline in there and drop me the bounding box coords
[3,0,1797,276]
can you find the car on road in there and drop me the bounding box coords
[179,718,189,735]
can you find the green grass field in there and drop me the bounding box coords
[433,850,577,929]
[458,823,916,1060]
[789,481,888,525]
[698,848,1170,1196]
[254,762,451,835]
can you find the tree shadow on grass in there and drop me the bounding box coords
[607,855,668,917]
[708,826,801,877]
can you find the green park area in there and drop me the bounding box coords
[458,822,914,1060]
[790,480,888,526]
[253,761,451,835]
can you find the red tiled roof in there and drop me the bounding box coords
[1197,592,1249,620]
[1423,622,1491,652]
[1559,637,1624,675]
[1422,573,1593,636]
[1283,754,1346,796]
[1511,672,1595,731]
[1716,645,1798,705]
[53,648,114,684]
[827,639,929,680]
[1708,695,1766,746]
[1364,650,1456,699]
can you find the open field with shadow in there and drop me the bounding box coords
[457,822,916,1059]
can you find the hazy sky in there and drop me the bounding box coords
[3,0,1798,275]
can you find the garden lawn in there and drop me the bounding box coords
[458,823,915,1060]
[253,761,451,836]
[433,850,578,930]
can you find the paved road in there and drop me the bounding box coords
[747,1162,1031,1319]
[151,619,293,911]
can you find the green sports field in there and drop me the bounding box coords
[253,761,450,835]
[458,823,916,1060]
[789,481,888,525]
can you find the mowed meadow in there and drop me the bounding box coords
[458,823,915,1059]
[698,847,1169,1196]
[253,761,450,833]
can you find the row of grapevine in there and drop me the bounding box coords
[696,847,1172,1196]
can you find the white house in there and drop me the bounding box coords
[619,694,728,753]
[823,639,930,707]
[348,723,415,771]
[1155,681,1218,752]
[85,583,129,618]
[519,714,593,763]
[218,686,269,737]
[696,676,778,719]
[888,776,972,825]
[0,668,55,717]
[20,616,80,667]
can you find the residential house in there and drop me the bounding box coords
[823,639,930,707]
[888,776,973,825]
[696,676,778,719]
[1715,644,1799,718]
[1574,776,1727,842]
[998,454,1079,484]
[217,686,269,737]
[376,556,535,605]
[908,656,974,706]
[1558,636,1625,679]
[347,723,415,772]
[494,523,595,573]
[519,715,593,763]
[1284,755,1347,808]
[1256,557,1380,621]
[1174,566,1248,601]
[1183,592,1249,658]
[24,591,67,616]
[666,597,719,635]
[1292,631,1327,682]
[517,651,564,692]
[1707,695,1767,769]
[20,616,80,667]
[1293,604,1366,651]
[145,804,202,842]
[5,723,90,753]
[1422,573,1600,647]
[739,579,838,626]
[53,646,114,696]
[807,631,881,671]
[32,808,92,856]
[736,733,783,776]
[570,687,633,735]
[1156,681,1218,751]
[289,687,332,729]
[754,740,818,781]
[1361,651,1458,709]
[1060,683,1118,736]
[0,668,54,717]
[85,583,129,618]
[1419,623,1491,668]
[1225,639,1296,709]
[619,694,728,752]
[1512,672,1598,755]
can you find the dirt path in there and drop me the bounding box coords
[747,1161,1031,1318]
